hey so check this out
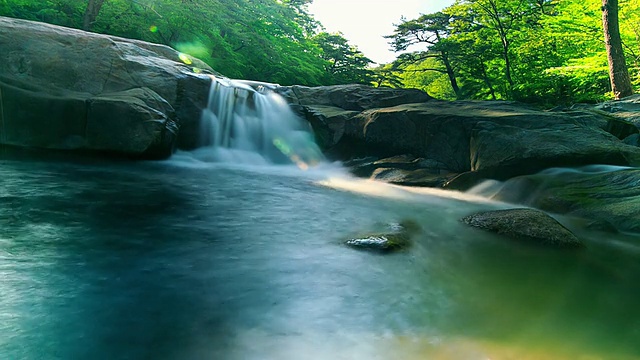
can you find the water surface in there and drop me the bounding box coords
[1,152,639,359]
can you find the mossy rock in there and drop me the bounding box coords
[345,220,420,253]
[461,208,584,249]
[489,168,640,233]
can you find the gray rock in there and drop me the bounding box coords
[370,168,455,187]
[469,120,640,179]
[461,208,584,248]
[623,134,640,147]
[280,84,432,112]
[290,95,640,181]
[0,16,213,157]
[594,94,640,127]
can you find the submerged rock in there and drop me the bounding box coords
[345,220,420,253]
[461,209,584,248]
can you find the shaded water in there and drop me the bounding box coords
[1,151,639,359]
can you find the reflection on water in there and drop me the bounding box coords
[0,152,639,359]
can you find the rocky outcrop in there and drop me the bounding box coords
[0,16,213,158]
[461,208,584,248]
[280,85,640,185]
[279,84,433,112]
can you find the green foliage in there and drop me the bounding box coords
[398,59,457,100]
[312,32,374,85]
[388,0,637,105]
[371,63,404,88]
[0,0,371,86]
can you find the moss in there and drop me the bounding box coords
[344,220,420,253]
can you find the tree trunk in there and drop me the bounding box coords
[441,51,460,98]
[501,37,514,88]
[83,0,107,31]
[480,61,497,100]
[602,0,633,99]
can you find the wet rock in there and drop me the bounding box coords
[371,168,455,187]
[345,220,420,253]
[349,154,452,179]
[461,208,584,248]
[488,168,640,233]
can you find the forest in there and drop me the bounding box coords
[1,0,637,105]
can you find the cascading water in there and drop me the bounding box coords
[198,76,324,168]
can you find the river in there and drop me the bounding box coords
[1,148,639,360]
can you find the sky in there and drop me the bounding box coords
[308,0,455,65]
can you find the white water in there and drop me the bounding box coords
[198,76,323,168]
[467,164,636,199]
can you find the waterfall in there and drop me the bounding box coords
[197,76,323,168]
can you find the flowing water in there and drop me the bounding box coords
[197,77,323,167]
[1,81,640,359]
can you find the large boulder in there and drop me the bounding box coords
[0,16,213,157]
[461,208,584,248]
[469,120,640,179]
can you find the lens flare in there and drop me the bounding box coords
[178,53,193,65]
[273,137,292,156]
[149,25,158,33]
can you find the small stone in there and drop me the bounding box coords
[345,220,418,253]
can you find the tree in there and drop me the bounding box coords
[387,12,460,97]
[371,63,404,88]
[83,0,107,31]
[461,0,550,93]
[602,0,634,99]
[312,32,374,84]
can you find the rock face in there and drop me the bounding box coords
[469,119,639,179]
[461,209,584,248]
[280,85,640,183]
[0,16,213,158]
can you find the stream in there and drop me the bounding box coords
[1,149,639,360]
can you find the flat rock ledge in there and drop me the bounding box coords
[461,209,584,249]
